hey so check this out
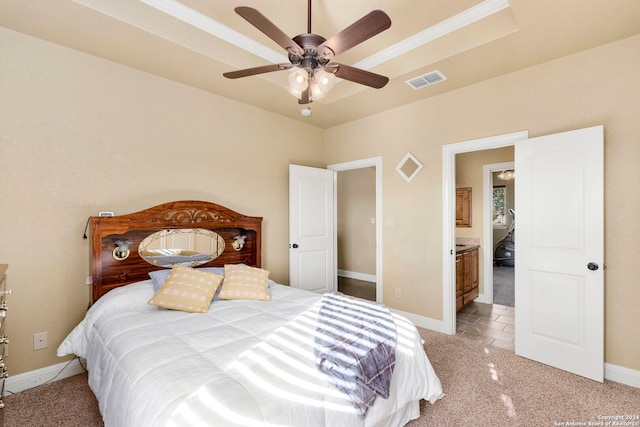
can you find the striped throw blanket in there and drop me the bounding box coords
[314,292,397,415]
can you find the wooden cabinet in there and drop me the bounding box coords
[0,264,8,419]
[455,247,479,311]
[456,187,472,227]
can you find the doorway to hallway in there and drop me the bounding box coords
[328,157,382,303]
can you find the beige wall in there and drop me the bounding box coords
[324,35,640,371]
[0,27,324,375]
[337,168,376,275]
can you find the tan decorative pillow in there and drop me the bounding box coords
[218,264,271,301]
[148,265,223,313]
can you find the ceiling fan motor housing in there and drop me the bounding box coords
[290,34,332,71]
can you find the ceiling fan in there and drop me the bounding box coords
[223,0,392,105]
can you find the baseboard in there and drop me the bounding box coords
[4,357,86,395]
[604,362,640,388]
[337,269,376,283]
[390,308,450,335]
[474,292,492,304]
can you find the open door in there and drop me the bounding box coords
[515,125,604,381]
[289,164,336,293]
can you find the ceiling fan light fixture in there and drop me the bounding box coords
[285,85,303,99]
[288,69,308,91]
[315,69,336,93]
[310,83,327,101]
[497,170,515,180]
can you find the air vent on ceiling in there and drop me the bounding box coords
[405,70,447,90]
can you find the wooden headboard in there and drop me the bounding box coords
[90,200,262,302]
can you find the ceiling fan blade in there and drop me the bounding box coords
[235,7,304,56]
[330,63,389,89]
[316,10,391,59]
[223,63,292,79]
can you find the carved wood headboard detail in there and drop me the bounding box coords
[90,200,262,302]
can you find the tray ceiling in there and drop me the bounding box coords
[1,0,639,128]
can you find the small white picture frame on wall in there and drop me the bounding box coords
[396,152,424,183]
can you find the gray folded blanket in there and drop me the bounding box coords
[314,292,397,415]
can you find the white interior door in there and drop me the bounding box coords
[289,164,336,293]
[515,125,604,381]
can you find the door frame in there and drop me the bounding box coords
[328,157,383,303]
[442,131,528,334]
[475,161,515,304]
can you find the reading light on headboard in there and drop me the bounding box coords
[232,235,247,251]
[113,240,132,261]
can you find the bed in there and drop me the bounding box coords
[58,201,443,426]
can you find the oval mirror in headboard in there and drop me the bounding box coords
[138,228,225,268]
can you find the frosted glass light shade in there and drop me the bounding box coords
[315,69,336,93]
[286,85,303,99]
[288,70,308,91]
[310,84,327,100]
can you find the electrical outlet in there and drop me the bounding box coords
[395,288,402,298]
[33,332,48,350]
[85,276,92,285]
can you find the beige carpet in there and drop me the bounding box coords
[4,329,639,426]
[3,371,102,427]
[411,329,639,426]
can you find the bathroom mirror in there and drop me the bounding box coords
[138,228,225,268]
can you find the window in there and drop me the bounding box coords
[492,186,506,228]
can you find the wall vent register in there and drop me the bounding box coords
[405,70,447,90]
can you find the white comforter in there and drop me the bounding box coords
[58,281,443,427]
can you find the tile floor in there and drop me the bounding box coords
[338,276,376,301]
[456,302,515,351]
[338,277,516,351]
